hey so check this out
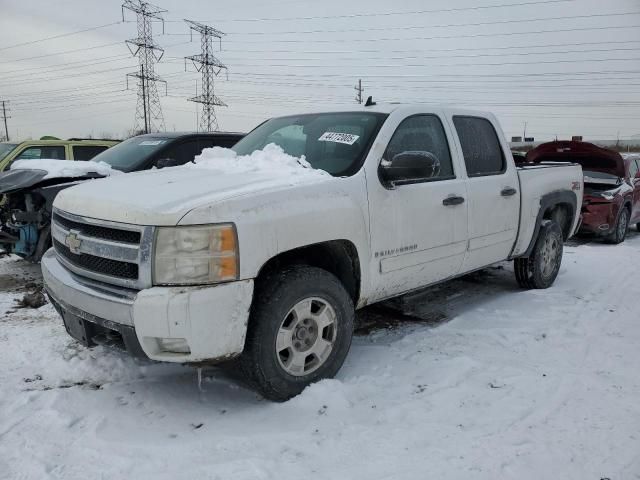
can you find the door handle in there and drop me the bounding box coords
[443,195,465,206]
[501,187,517,197]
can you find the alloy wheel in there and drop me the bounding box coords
[275,297,337,377]
[541,234,560,278]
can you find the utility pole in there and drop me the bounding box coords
[123,0,167,134]
[523,121,528,141]
[354,79,363,104]
[1,101,9,141]
[140,65,148,133]
[184,19,227,132]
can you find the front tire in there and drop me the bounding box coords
[514,219,563,289]
[240,266,354,401]
[605,207,629,244]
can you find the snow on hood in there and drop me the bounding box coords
[54,144,331,225]
[11,159,121,180]
[189,143,330,180]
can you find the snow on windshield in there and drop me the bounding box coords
[191,143,330,179]
[10,159,122,180]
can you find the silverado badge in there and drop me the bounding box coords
[65,231,82,254]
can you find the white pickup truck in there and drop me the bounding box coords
[42,104,583,400]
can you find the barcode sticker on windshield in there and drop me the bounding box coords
[318,132,360,145]
[139,140,165,146]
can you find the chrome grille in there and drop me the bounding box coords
[51,208,154,289]
[52,212,141,244]
[53,239,139,279]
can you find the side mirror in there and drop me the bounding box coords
[156,157,180,169]
[379,151,441,187]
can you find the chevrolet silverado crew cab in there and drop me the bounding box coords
[42,104,583,401]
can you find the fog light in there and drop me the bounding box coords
[157,337,190,354]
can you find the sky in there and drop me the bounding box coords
[0,0,639,142]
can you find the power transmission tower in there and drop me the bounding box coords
[122,0,167,133]
[0,101,9,141]
[184,19,227,132]
[354,79,364,104]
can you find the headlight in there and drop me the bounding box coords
[153,224,238,285]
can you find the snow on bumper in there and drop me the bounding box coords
[41,249,253,363]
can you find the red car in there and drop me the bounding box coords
[527,141,640,244]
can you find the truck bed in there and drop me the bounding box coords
[511,163,583,257]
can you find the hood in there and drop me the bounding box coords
[54,165,330,225]
[0,169,49,194]
[11,159,117,180]
[527,141,625,178]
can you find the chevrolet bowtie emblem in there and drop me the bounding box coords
[65,231,82,254]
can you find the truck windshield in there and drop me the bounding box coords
[91,136,171,172]
[0,143,18,161]
[232,112,388,176]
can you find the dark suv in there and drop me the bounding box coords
[93,132,244,172]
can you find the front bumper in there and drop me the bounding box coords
[42,249,254,363]
[580,201,617,235]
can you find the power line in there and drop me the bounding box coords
[170,55,640,70]
[0,22,123,52]
[232,68,640,79]
[222,23,640,44]
[0,64,137,86]
[206,39,640,55]
[200,45,640,63]
[0,54,132,78]
[163,0,575,23]
[0,41,123,64]
[218,11,640,36]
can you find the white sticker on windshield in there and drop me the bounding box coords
[318,132,360,145]
[139,140,166,146]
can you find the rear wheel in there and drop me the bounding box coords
[636,222,640,233]
[605,208,629,244]
[239,265,354,401]
[514,220,563,289]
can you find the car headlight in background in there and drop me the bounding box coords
[153,224,238,285]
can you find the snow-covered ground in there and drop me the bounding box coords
[1,234,640,480]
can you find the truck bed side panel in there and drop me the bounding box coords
[512,164,583,257]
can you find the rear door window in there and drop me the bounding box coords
[15,145,66,160]
[73,145,109,161]
[453,116,506,177]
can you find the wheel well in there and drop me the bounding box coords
[543,202,573,240]
[256,240,361,304]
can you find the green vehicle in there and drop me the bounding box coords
[0,139,119,171]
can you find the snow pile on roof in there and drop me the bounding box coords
[191,143,330,179]
[10,159,121,180]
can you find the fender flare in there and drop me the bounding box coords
[519,190,578,258]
